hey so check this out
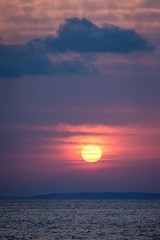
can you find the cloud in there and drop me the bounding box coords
[45,17,154,53]
[0,44,96,78]
[0,17,154,78]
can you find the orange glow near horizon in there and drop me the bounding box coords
[6,123,160,172]
[42,123,160,168]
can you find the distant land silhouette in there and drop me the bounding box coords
[0,192,160,200]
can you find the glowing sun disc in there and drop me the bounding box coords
[81,145,102,163]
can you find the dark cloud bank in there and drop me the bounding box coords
[0,18,154,78]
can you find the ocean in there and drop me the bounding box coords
[0,200,160,240]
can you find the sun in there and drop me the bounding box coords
[81,145,102,163]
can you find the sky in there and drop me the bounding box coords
[0,0,160,196]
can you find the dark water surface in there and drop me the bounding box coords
[0,200,160,240]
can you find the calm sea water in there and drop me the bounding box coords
[0,200,160,240]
